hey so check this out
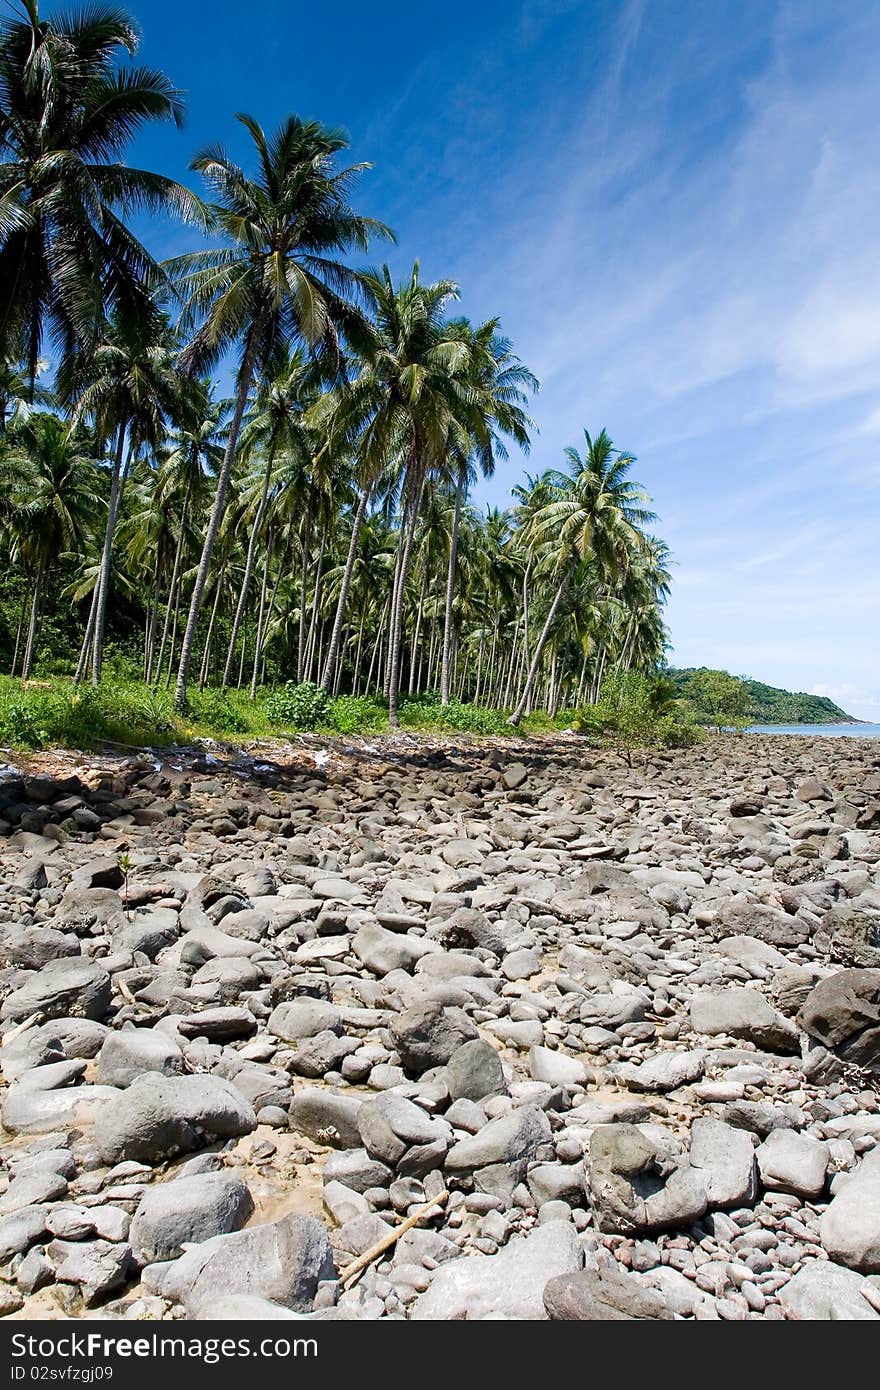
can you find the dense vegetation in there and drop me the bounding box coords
[668,669,854,726]
[0,3,681,755]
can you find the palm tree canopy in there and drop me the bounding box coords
[0,1,204,380]
[168,113,394,382]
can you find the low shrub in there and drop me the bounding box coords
[323,694,387,734]
[398,698,511,735]
[188,688,249,734]
[264,680,330,730]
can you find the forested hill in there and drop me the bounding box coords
[668,669,856,724]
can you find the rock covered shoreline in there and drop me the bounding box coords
[1,731,879,1321]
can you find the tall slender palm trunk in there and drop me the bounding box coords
[154,482,191,686]
[440,468,465,705]
[174,327,262,712]
[90,423,128,685]
[508,567,572,725]
[296,499,313,683]
[223,451,274,687]
[20,556,46,682]
[320,482,371,690]
[249,528,272,699]
[388,467,425,725]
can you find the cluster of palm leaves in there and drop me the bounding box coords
[0,2,671,725]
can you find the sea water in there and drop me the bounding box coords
[746,723,880,738]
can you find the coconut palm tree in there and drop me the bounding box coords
[315,263,464,721]
[68,308,182,682]
[439,318,536,704]
[221,348,316,687]
[1,412,99,678]
[167,112,391,711]
[0,1,201,382]
[147,380,228,683]
[508,428,655,725]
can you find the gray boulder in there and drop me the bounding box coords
[389,1000,478,1073]
[158,1213,334,1315]
[756,1129,829,1199]
[94,1073,256,1162]
[411,1220,582,1320]
[445,1105,550,1176]
[799,969,880,1071]
[544,1265,673,1320]
[0,926,79,970]
[778,1260,879,1320]
[96,1029,186,1088]
[1,958,110,1022]
[267,999,341,1042]
[690,987,799,1052]
[820,1152,880,1273]
[288,1089,363,1148]
[353,922,433,975]
[47,1239,133,1305]
[688,1117,757,1208]
[129,1173,254,1263]
[586,1125,708,1236]
[447,1039,507,1100]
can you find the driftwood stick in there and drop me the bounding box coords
[339,1189,449,1289]
[2,1011,41,1045]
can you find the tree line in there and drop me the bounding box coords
[0,2,671,728]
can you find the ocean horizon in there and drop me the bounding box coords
[746,722,880,738]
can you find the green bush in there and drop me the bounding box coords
[398,698,510,735]
[188,687,249,734]
[0,698,51,747]
[324,694,387,734]
[264,680,330,730]
[572,670,702,763]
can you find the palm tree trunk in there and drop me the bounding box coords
[320,483,370,690]
[296,498,313,682]
[352,610,366,695]
[508,568,572,725]
[143,549,162,682]
[154,482,191,686]
[388,470,425,725]
[199,571,224,689]
[9,590,26,676]
[440,468,465,705]
[249,528,272,699]
[409,568,428,695]
[21,556,46,682]
[304,530,326,682]
[174,326,262,711]
[91,422,127,685]
[223,451,274,688]
[73,580,100,684]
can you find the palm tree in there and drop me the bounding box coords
[508,428,655,725]
[439,318,536,704]
[147,380,227,683]
[168,112,391,711]
[2,412,99,678]
[221,348,315,687]
[68,308,182,682]
[316,263,463,722]
[0,1,201,382]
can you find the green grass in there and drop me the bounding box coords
[0,676,578,752]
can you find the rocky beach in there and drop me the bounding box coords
[1,730,879,1322]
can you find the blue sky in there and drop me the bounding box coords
[121,0,880,716]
